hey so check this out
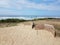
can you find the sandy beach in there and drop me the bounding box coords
[0,23,60,45]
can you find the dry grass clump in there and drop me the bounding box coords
[0,23,17,28]
[35,24,44,30]
[51,24,60,30]
[33,23,55,36]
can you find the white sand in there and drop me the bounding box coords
[0,24,60,45]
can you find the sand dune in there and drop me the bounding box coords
[0,23,60,45]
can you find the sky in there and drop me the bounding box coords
[0,0,60,17]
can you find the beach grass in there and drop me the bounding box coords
[0,18,60,30]
[0,18,27,28]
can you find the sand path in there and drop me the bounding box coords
[0,24,60,45]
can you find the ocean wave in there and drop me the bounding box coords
[0,17,60,20]
[0,17,35,20]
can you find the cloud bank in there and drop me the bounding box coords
[0,0,60,10]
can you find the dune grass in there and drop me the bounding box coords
[0,23,17,28]
[0,18,60,30]
[0,18,27,28]
[0,18,27,23]
[32,18,60,30]
[53,24,60,30]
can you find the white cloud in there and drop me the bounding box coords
[0,0,10,8]
[0,0,60,10]
[15,0,60,10]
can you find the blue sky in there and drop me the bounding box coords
[0,0,60,17]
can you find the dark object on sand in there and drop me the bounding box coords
[54,31,56,37]
[32,22,35,29]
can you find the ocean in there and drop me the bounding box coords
[0,15,60,20]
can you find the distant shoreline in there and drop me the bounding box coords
[0,17,60,20]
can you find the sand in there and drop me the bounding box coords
[0,23,60,45]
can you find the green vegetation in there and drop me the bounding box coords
[0,18,58,23]
[0,18,27,28]
[33,18,47,21]
[0,18,27,23]
[33,18,56,21]
[0,18,60,29]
